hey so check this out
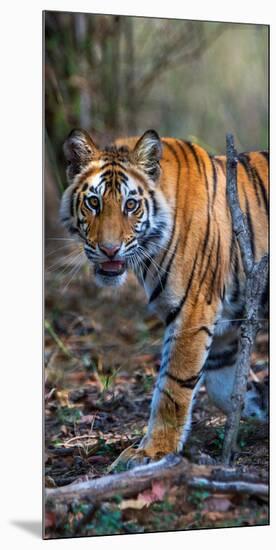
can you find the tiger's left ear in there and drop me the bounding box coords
[131,129,162,182]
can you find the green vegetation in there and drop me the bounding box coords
[45,12,268,210]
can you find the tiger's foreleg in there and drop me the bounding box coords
[136,303,220,460]
[109,298,221,470]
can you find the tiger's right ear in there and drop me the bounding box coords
[131,129,162,182]
[63,129,99,183]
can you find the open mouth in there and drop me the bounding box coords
[95,260,126,277]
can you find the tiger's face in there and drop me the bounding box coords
[61,129,169,287]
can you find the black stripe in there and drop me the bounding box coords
[142,256,152,280]
[166,372,199,389]
[158,142,181,268]
[159,387,180,411]
[60,216,70,224]
[197,233,216,297]
[144,197,150,218]
[208,340,239,361]
[185,142,202,174]
[68,226,79,235]
[70,191,76,218]
[204,343,239,370]
[102,160,127,170]
[80,203,88,218]
[207,340,239,363]
[141,199,150,238]
[238,154,261,208]
[166,251,198,326]
[196,326,213,337]
[159,214,192,284]
[75,192,81,214]
[117,170,129,183]
[231,274,240,303]
[197,159,211,278]
[99,169,113,180]
[149,241,178,303]
[180,217,193,258]
[135,209,143,220]
[126,237,136,250]
[261,277,268,308]
[210,156,218,204]
[204,359,235,370]
[253,166,269,216]
[214,157,226,176]
[177,139,190,168]
[161,348,171,368]
[139,221,168,248]
[148,189,158,216]
[259,151,269,163]
[206,233,221,305]
[155,204,191,270]
[220,285,226,301]
[163,333,176,348]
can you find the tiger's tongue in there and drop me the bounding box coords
[100,260,124,272]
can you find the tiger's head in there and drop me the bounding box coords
[60,129,170,287]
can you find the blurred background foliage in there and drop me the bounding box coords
[44,11,268,232]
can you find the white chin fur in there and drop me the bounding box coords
[94,270,128,288]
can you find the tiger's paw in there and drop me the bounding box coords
[108,446,153,472]
[108,443,168,472]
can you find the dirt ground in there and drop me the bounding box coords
[44,244,269,539]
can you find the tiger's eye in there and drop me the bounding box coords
[89,196,99,209]
[125,198,137,212]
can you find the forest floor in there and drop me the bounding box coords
[44,248,269,539]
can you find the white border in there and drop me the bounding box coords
[0,1,273,548]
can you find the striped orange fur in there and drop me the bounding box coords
[61,129,269,466]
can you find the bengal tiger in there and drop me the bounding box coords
[61,128,269,466]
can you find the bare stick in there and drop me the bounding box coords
[225,134,254,275]
[187,478,268,497]
[45,454,268,505]
[222,134,268,464]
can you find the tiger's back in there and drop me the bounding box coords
[116,137,268,321]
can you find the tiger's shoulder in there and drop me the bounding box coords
[114,135,269,205]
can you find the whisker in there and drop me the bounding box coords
[136,247,167,292]
[46,237,76,241]
[131,254,144,283]
[172,317,269,339]
[62,257,86,294]
[46,249,83,272]
[139,247,170,276]
[153,241,187,263]
[132,249,163,289]
[129,317,268,350]
[45,243,78,258]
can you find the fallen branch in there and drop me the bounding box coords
[45,454,268,505]
[187,478,268,497]
[222,134,268,464]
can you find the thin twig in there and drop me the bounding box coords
[222,134,268,464]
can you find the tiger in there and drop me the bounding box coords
[60,128,269,466]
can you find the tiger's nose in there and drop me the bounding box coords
[99,243,121,258]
